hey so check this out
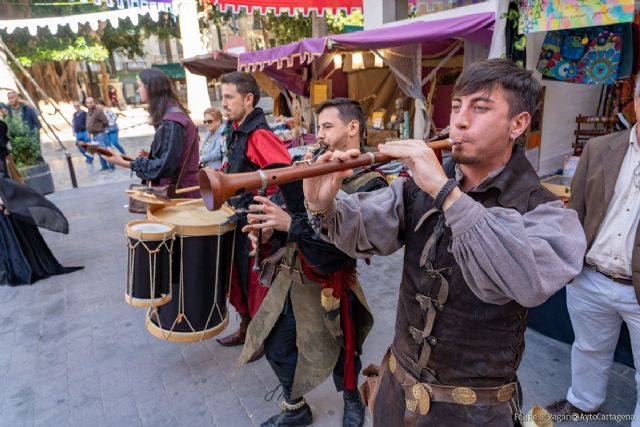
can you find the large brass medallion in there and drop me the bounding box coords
[451,387,477,405]
[411,384,431,415]
[496,384,515,402]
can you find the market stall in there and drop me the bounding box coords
[237,7,495,149]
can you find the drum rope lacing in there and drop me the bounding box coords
[127,232,174,304]
[148,221,237,341]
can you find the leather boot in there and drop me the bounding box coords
[260,399,312,427]
[342,389,365,427]
[216,313,250,346]
[247,343,265,363]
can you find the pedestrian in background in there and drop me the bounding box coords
[108,87,120,110]
[72,101,93,164]
[85,97,113,171]
[96,99,126,155]
[5,91,42,161]
[6,91,40,134]
[199,107,226,170]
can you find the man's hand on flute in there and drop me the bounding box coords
[379,139,461,211]
[302,149,360,213]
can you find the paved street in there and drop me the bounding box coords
[0,129,636,426]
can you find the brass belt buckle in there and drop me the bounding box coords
[451,387,477,405]
[496,384,516,402]
[406,383,431,415]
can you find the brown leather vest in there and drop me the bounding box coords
[393,145,557,388]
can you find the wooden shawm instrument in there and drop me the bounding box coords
[198,138,452,211]
[77,142,134,161]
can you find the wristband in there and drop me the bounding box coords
[434,178,458,210]
[304,199,332,216]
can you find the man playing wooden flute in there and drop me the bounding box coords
[302,59,586,426]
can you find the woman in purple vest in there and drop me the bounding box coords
[106,68,200,198]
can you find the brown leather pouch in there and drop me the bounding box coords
[259,247,287,287]
[359,364,381,413]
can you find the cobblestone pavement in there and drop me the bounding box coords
[0,133,636,427]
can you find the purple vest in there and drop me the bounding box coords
[157,109,200,198]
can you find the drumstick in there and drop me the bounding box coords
[174,185,200,195]
[175,198,203,206]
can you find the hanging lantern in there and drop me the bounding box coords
[352,52,364,70]
[333,54,343,69]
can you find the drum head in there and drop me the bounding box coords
[148,199,235,236]
[126,220,175,240]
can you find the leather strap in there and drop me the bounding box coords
[387,348,516,411]
[589,264,633,285]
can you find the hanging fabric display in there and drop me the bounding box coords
[504,0,526,67]
[537,24,624,84]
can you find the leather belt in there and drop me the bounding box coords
[384,348,516,416]
[589,264,633,285]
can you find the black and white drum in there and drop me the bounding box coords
[125,220,175,307]
[145,200,235,342]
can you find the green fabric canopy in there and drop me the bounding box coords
[151,63,186,79]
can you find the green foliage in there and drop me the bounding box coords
[1,2,179,69]
[102,21,144,60]
[27,1,103,17]
[326,10,364,33]
[141,12,180,41]
[4,26,109,66]
[200,4,235,31]
[5,116,41,168]
[257,10,364,46]
[262,11,312,45]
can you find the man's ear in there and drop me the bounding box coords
[510,111,530,141]
[347,119,359,137]
[244,93,254,108]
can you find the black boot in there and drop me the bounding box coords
[260,398,312,427]
[343,390,365,427]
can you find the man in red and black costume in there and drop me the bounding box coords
[238,98,387,427]
[215,72,291,362]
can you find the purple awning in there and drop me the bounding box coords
[329,11,495,51]
[238,38,327,72]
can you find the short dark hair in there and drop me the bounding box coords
[453,59,540,118]
[139,67,187,127]
[316,98,365,141]
[95,99,105,106]
[220,72,261,107]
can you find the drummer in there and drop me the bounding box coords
[213,72,291,363]
[238,98,387,427]
[106,68,200,199]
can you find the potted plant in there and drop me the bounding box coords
[5,115,55,195]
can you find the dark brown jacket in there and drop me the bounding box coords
[86,107,108,134]
[569,129,640,304]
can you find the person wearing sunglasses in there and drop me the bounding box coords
[199,107,226,170]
